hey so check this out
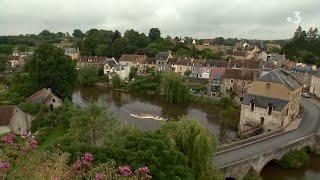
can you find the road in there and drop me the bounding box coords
[213,98,320,168]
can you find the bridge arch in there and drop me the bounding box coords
[218,135,318,179]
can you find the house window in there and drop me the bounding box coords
[266,83,271,89]
[242,82,246,87]
[286,109,289,116]
[230,79,234,84]
[52,98,56,102]
[260,117,265,126]
[250,100,255,111]
[268,103,273,115]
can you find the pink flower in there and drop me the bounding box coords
[81,153,93,163]
[135,166,150,175]
[74,160,83,170]
[95,173,104,180]
[1,133,16,144]
[28,139,38,149]
[118,165,133,177]
[0,162,10,171]
[51,176,59,180]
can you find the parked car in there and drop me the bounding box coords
[302,93,311,98]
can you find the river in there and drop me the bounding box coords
[72,86,320,179]
[261,153,320,180]
[72,86,238,143]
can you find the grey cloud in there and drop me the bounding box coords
[0,0,319,39]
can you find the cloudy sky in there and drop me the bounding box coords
[0,0,319,40]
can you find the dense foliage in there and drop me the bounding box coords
[77,65,99,86]
[282,26,320,65]
[161,71,189,104]
[280,149,310,169]
[22,44,77,99]
[159,117,221,180]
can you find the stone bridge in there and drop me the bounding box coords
[218,133,320,179]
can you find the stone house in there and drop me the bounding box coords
[119,54,147,74]
[109,64,130,80]
[0,106,33,135]
[239,69,302,136]
[221,69,260,99]
[77,56,106,69]
[310,71,320,98]
[208,68,225,98]
[65,47,80,60]
[26,88,62,110]
[144,57,157,71]
[169,57,192,76]
[103,58,118,75]
[290,64,317,89]
[156,51,173,72]
[190,59,209,78]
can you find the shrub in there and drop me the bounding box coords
[280,149,309,168]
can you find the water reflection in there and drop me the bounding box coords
[72,86,238,143]
[260,154,320,180]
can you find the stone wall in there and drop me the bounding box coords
[219,134,319,179]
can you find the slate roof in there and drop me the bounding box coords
[207,60,229,68]
[156,52,170,60]
[0,106,15,126]
[113,64,125,71]
[105,58,118,68]
[257,69,301,90]
[242,94,289,111]
[229,60,261,69]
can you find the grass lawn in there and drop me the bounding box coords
[38,125,67,151]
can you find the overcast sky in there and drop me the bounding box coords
[0,0,319,40]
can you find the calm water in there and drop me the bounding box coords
[72,86,237,143]
[261,154,320,180]
[72,86,320,179]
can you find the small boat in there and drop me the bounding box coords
[130,113,167,121]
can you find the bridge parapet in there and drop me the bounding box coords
[219,134,319,179]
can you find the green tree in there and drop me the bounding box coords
[24,44,77,99]
[160,117,220,180]
[95,44,111,57]
[161,71,189,104]
[129,66,138,80]
[184,69,192,77]
[77,65,99,86]
[280,149,309,169]
[149,28,161,41]
[111,74,121,89]
[0,54,8,74]
[175,48,191,57]
[73,29,85,39]
[112,38,129,59]
[107,132,193,179]
[302,52,317,65]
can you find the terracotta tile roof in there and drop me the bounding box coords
[224,69,260,81]
[119,54,147,64]
[0,106,15,126]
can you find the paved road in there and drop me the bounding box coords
[213,98,320,168]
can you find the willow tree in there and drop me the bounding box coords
[161,71,189,104]
[159,117,222,180]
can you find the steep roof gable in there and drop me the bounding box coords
[257,69,301,90]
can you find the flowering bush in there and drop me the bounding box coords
[1,133,16,144]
